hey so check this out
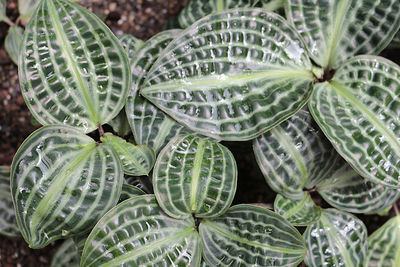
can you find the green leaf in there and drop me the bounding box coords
[153,135,237,219]
[0,0,6,22]
[274,192,321,226]
[0,166,20,237]
[50,239,80,267]
[200,204,306,266]
[11,125,123,248]
[18,0,40,24]
[19,0,131,133]
[72,232,87,259]
[125,29,194,154]
[253,109,341,200]
[81,195,201,267]
[106,109,131,137]
[5,26,24,65]
[317,162,400,214]
[366,215,400,266]
[285,0,400,69]
[101,133,155,176]
[304,208,368,267]
[142,8,314,141]
[124,175,153,194]
[118,34,144,60]
[119,184,146,202]
[309,56,400,188]
[390,30,400,48]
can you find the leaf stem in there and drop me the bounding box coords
[3,17,16,26]
[98,124,104,137]
[394,202,399,216]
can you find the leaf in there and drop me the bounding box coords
[309,56,400,188]
[285,0,400,69]
[125,29,194,154]
[81,195,201,267]
[0,166,20,237]
[366,215,400,267]
[153,135,237,219]
[0,0,6,22]
[50,239,80,267]
[274,192,321,226]
[11,125,123,248]
[141,8,314,141]
[390,30,400,48]
[106,109,131,137]
[101,133,155,176]
[18,0,40,24]
[19,0,131,133]
[200,204,306,266]
[253,109,341,200]
[119,184,146,202]
[118,34,144,60]
[5,26,24,65]
[304,208,368,267]
[124,175,153,194]
[72,232,87,259]
[317,162,400,214]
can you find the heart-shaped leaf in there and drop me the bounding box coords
[0,166,20,237]
[274,192,321,226]
[119,184,146,202]
[317,162,400,214]
[200,204,306,266]
[51,239,80,267]
[118,34,144,60]
[285,0,400,69]
[153,135,237,219]
[81,195,201,267]
[124,175,153,194]
[19,0,131,133]
[11,125,123,248]
[309,56,400,188]
[5,26,24,65]
[141,8,314,141]
[253,109,341,200]
[304,208,368,267]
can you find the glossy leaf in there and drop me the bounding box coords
[124,175,153,194]
[5,26,24,65]
[141,8,314,141]
[118,34,144,60]
[0,166,20,237]
[317,162,400,214]
[153,135,237,219]
[119,184,146,202]
[50,239,80,267]
[11,125,123,248]
[125,29,193,154]
[309,56,400,188]
[253,109,340,200]
[107,109,131,137]
[19,0,131,133]
[101,133,155,176]
[274,193,321,226]
[304,209,368,267]
[286,0,400,69]
[81,195,201,267]
[200,204,306,266]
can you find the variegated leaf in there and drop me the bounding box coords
[119,184,146,202]
[200,204,306,266]
[153,135,237,219]
[253,109,340,200]
[81,195,201,267]
[118,34,144,60]
[274,192,321,226]
[309,56,400,188]
[11,125,123,248]
[125,29,194,154]
[141,8,314,141]
[317,162,400,214]
[304,208,368,267]
[0,166,20,236]
[50,239,80,267]
[19,0,131,133]
[285,0,400,69]
[101,133,155,176]
[5,26,24,65]
[366,215,400,267]
[124,175,153,194]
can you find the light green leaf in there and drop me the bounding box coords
[118,34,144,60]
[19,0,131,133]
[119,184,146,202]
[317,162,400,214]
[101,133,155,176]
[50,239,80,267]
[274,192,321,226]
[309,56,400,188]
[366,215,400,267]
[5,26,24,65]
[153,135,237,219]
[18,0,40,24]
[285,0,400,69]
[125,29,194,154]
[304,208,368,267]
[81,195,201,267]
[200,204,306,266]
[11,125,123,248]
[0,166,20,237]
[106,109,131,137]
[124,175,153,194]
[142,8,314,141]
[0,0,6,22]
[253,109,341,200]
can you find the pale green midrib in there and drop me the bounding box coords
[47,0,99,124]
[216,0,224,11]
[153,119,175,153]
[317,169,357,190]
[97,227,196,267]
[330,81,400,156]
[202,220,305,253]
[282,194,308,219]
[262,0,284,11]
[190,139,205,211]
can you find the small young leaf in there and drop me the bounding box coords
[5,26,24,65]
[50,239,80,267]
[106,109,131,137]
[119,184,146,202]
[0,166,20,237]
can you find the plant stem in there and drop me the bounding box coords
[98,124,104,137]
[394,202,399,216]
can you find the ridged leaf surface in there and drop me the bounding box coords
[50,239,80,267]
[119,184,146,202]
[142,8,314,141]
[118,34,143,60]
[0,166,20,236]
